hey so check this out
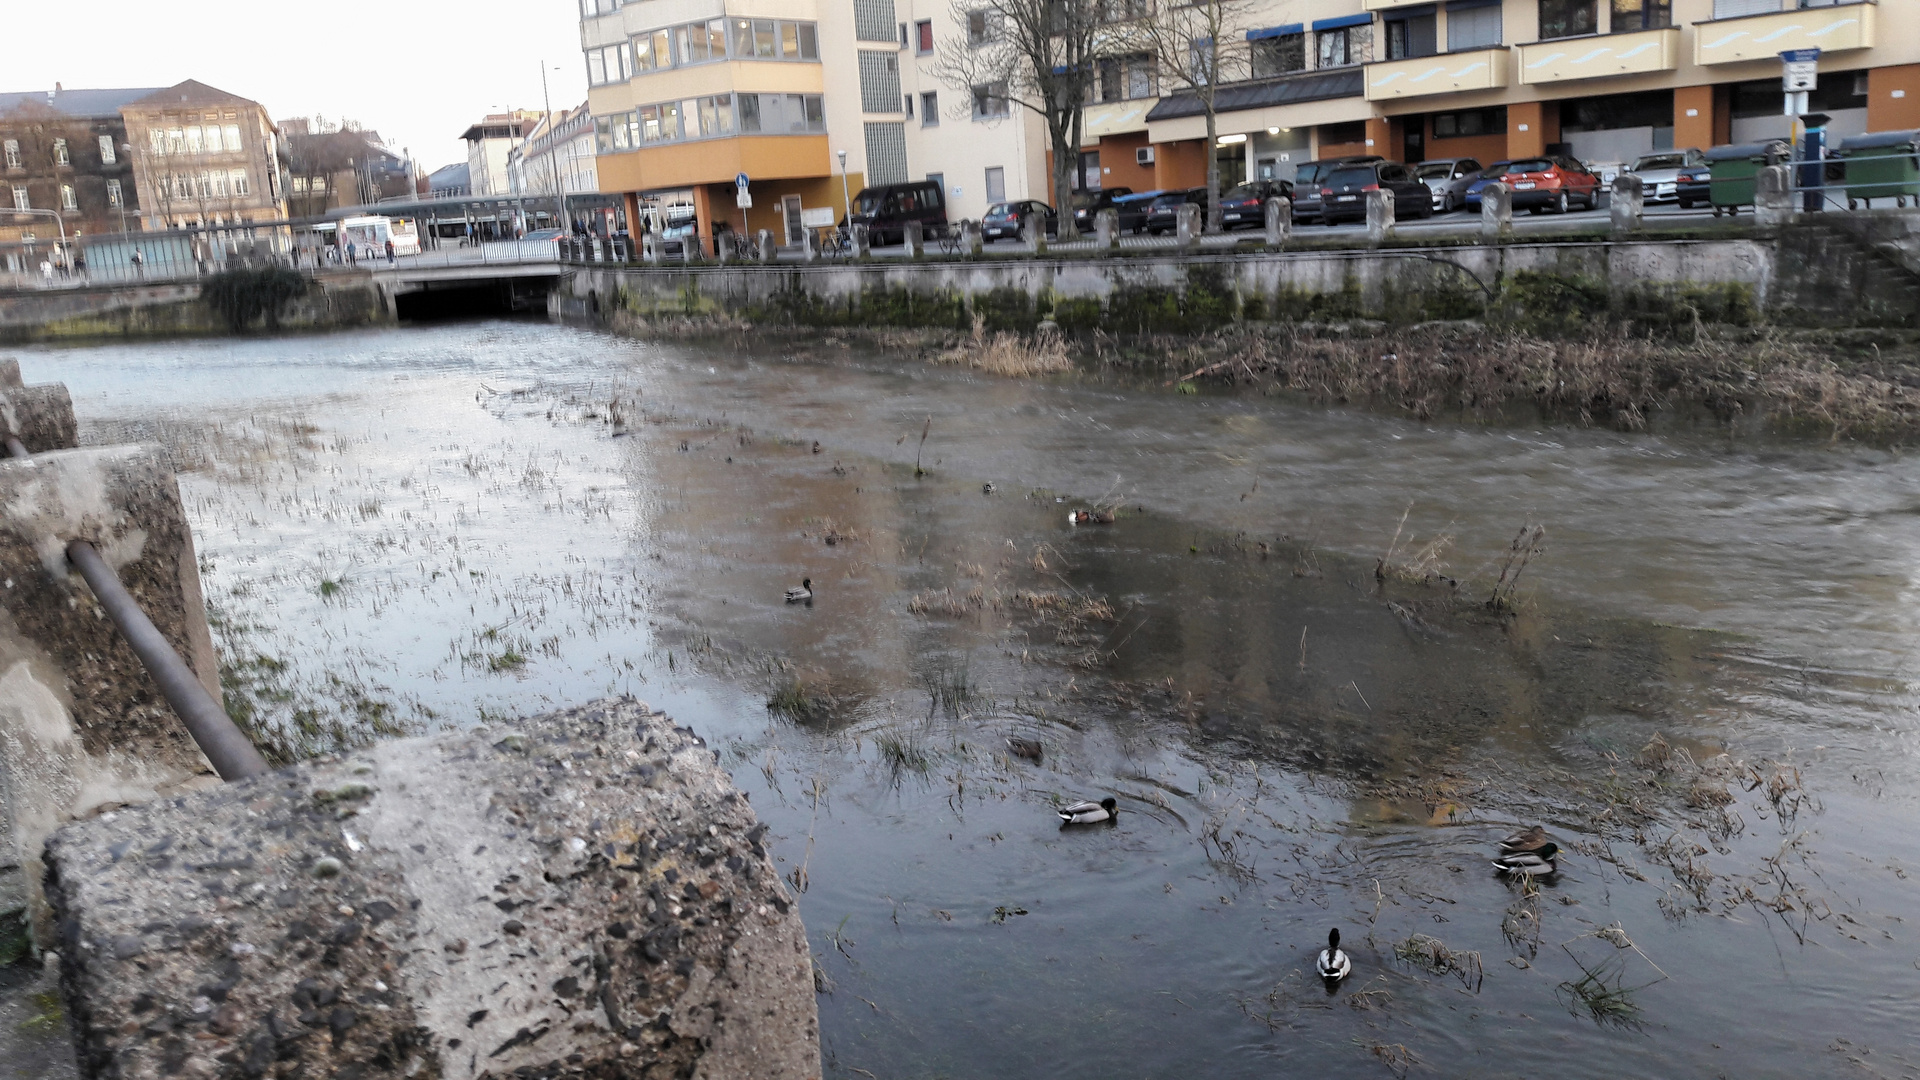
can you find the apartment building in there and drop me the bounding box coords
[0,85,153,247]
[508,103,601,200]
[578,0,1046,244]
[1117,0,1920,192]
[120,80,286,230]
[462,111,545,197]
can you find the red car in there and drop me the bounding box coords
[1496,156,1602,214]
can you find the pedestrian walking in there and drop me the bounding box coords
[131,248,145,277]
[347,241,358,267]
[385,238,396,264]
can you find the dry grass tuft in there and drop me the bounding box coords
[936,315,1073,377]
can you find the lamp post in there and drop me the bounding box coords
[539,63,566,233]
[837,149,850,223]
[5,206,69,264]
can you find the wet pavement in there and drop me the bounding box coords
[11,319,1920,1078]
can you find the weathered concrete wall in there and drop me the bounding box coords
[0,443,220,957]
[45,698,819,1080]
[564,223,1920,333]
[0,276,393,344]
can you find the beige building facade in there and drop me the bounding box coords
[120,80,286,230]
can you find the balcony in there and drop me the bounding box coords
[1364,48,1509,101]
[1516,26,1679,84]
[1694,2,1875,66]
[1083,100,1154,139]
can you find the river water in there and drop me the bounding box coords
[17,320,1920,1078]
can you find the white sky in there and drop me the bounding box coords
[6,0,589,171]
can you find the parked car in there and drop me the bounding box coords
[1462,161,1513,212]
[1497,156,1602,214]
[1628,148,1707,204]
[1113,190,1163,233]
[1291,157,1382,223]
[1144,188,1208,234]
[1318,161,1434,225]
[1412,158,1484,212]
[981,199,1056,242]
[1071,187,1135,231]
[846,179,949,245]
[522,227,566,242]
[1675,161,1713,209]
[1217,179,1295,229]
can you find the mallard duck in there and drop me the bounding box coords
[1499,825,1550,855]
[1067,510,1115,526]
[1492,842,1559,876]
[1316,928,1352,982]
[982,482,997,495]
[1057,797,1116,824]
[784,579,813,603]
[1006,736,1042,762]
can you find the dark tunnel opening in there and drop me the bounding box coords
[394,278,557,322]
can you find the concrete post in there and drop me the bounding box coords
[714,233,732,265]
[644,235,663,265]
[802,229,820,262]
[45,698,822,1080]
[1263,198,1291,251]
[903,219,923,258]
[1021,214,1047,255]
[1480,182,1513,242]
[756,228,777,264]
[1366,188,1396,243]
[1755,164,1794,226]
[1094,208,1118,252]
[962,219,984,256]
[850,223,871,259]
[1176,203,1201,251]
[1611,172,1645,234]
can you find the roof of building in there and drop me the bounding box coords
[0,86,165,119]
[461,111,543,142]
[1144,68,1363,123]
[428,162,471,188]
[123,80,264,112]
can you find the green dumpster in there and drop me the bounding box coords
[1704,140,1790,217]
[1837,129,1920,209]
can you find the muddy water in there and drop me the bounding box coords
[19,321,1920,1078]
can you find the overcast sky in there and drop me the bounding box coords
[7,0,589,170]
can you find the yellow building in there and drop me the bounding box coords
[580,0,1048,244]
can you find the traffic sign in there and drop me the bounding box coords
[1781,48,1819,92]
[736,191,753,209]
[735,172,750,190]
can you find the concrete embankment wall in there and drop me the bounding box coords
[0,273,393,343]
[565,223,1920,333]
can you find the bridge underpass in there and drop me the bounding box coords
[367,240,565,319]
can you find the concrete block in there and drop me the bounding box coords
[903,220,923,258]
[1176,204,1200,250]
[1264,198,1291,251]
[1756,165,1794,227]
[1611,173,1645,234]
[0,383,79,453]
[46,698,820,1080]
[643,236,663,266]
[850,223,871,259]
[0,359,20,388]
[0,445,221,951]
[1094,209,1117,252]
[1366,189,1396,243]
[961,220,983,257]
[1480,183,1513,241]
[756,229,777,264]
[1022,214,1047,255]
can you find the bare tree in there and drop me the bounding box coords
[1110,0,1255,229]
[935,0,1101,236]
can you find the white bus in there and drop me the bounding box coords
[337,215,420,257]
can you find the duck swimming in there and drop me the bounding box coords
[1068,510,1115,526]
[1492,841,1560,876]
[1006,736,1043,762]
[1499,825,1551,855]
[1057,797,1117,824]
[784,579,813,603]
[1316,928,1352,982]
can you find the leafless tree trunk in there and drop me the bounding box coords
[934,0,1101,236]
[1110,0,1255,230]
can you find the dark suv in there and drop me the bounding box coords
[1143,188,1208,234]
[1319,161,1435,225]
[845,180,949,245]
[1218,179,1294,229]
[1071,187,1135,231]
[1291,156,1383,224]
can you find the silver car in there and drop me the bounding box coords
[1628,149,1706,204]
[1413,157,1484,212]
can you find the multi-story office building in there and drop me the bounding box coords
[578,0,1046,243]
[1116,0,1920,191]
[120,81,287,230]
[0,85,152,247]
[463,111,546,197]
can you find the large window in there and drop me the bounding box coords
[60,184,77,210]
[916,20,934,53]
[52,138,69,166]
[106,179,123,207]
[578,0,618,16]
[1250,33,1305,78]
[677,20,728,63]
[597,92,827,150]
[11,186,27,210]
[3,140,17,169]
[1098,54,1156,101]
[1711,0,1776,16]
[1432,105,1506,138]
[1384,12,1437,58]
[587,43,630,85]
[1538,0,1597,39]
[99,135,116,164]
[1447,1,1503,49]
[972,81,1010,118]
[854,0,897,41]
[1610,0,1672,31]
[1316,27,1353,67]
[968,10,993,45]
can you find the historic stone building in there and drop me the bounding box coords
[119,80,287,230]
[0,85,152,248]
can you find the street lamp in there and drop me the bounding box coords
[5,206,69,264]
[837,149,850,223]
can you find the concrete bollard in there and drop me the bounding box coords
[0,358,20,387]
[1755,164,1794,226]
[45,698,820,1080]
[1021,214,1047,255]
[850,223,871,258]
[962,219,984,256]
[802,229,820,262]
[1480,182,1513,241]
[643,235,663,265]
[1094,208,1118,252]
[903,219,924,258]
[757,228,777,264]
[0,444,224,952]
[0,382,79,453]
[1611,172,1645,234]
[1263,198,1291,250]
[1175,204,1201,250]
[714,233,733,265]
[1365,189,1396,243]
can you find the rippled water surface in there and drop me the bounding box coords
[18,320,1920,1078]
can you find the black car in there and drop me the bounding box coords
[1112,190,1163,233]
[1675,163,1712,209]
[1218,179,1294,230]
[846,180,949,246]
[1291,157,1383,224]
[981,200,1056,242]
[1319,161,1434,225]
[1143,188,1208,234]
[1071,187,1136,230]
